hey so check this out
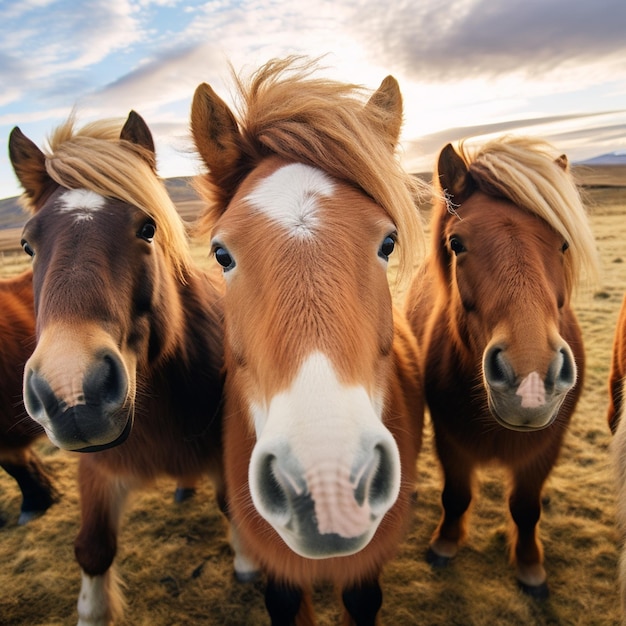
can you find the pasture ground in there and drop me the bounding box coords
[0,183,625,625]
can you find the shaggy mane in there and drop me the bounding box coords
[458,135,600,290]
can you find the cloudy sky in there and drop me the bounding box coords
[1,0,625,199]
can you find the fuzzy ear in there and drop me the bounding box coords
[120,110,157,171]
[555,153,569,171]
[190,82,242,191]
[364,75,403,148]
[8,127,55,210]
[436,143,475,204]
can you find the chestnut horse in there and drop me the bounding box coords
[190,58,425,625]
[0,269,57,526]
[608,293,626,619]
[405,137,599,599]
[9,112,248,624]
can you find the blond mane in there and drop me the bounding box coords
[459,135,600,290]
[197,57,427,283]
[32,116,193,281]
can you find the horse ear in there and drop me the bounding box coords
[436,143,475,203]
[8,127,55,210]
[120,111,157,171]
[191,82,242,191]
[555,154,569,171]
[365,75,403,147]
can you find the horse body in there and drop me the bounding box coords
[0,269,57,525]
[191,58,424,624]
[608,294,626,620]
[9,113,236,625]
[405,138,598,597]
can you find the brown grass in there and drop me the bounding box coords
[0,186,624,625]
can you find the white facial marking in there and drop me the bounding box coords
[250,351,384,439]
[58,189,106,222]
[244,163,335,238]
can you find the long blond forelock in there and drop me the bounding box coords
[459,136,600,291]
[42,116,193,282]
[227,57,428,286]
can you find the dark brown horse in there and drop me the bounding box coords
[608,293,626,618]
[191,57,425,625]
[9,112,251,624]
[0,269,57,526]
[405,137,599,599]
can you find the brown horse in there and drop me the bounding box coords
[190,57,425,625]
[0,269,57,526]
[405,137,599,599]
[608,293,626,619]
[9,112,251,624]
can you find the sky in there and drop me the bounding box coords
[1,0,626,200]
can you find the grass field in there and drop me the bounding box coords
[0,183,624,625]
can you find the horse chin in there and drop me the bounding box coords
[75,414,134,452]
[276,524,377,560]
[45,406,135,452]
[488,396,564,432]
[268,494,379,559]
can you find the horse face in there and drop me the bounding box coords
[444,192,577,430]
[214,157,402,558]
[19,188,163,451]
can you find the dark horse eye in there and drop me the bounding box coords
[137,220,156,243]
[21,239,35,257]
[449,236,466,256]
[561,241,569,253]
[378,234,396,261]
[214,246,235,271]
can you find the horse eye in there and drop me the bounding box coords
[21,239,35,257]
[214,246,235,271]
[137,220,156,243]
[561,241,569,253]
[378,234,396,261]
[449,236,466,256]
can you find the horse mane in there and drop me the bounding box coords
[457,135,600,291]
[26,115,193,282]
[195,56,427,283]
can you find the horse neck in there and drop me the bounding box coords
[150,269,224,376]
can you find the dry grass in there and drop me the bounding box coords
[0,187,624,625]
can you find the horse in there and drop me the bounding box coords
[404,137,599,599]
[0,268,58,526]
[190,56,425,625]
[9,111,250,625]
[608,293,626,620]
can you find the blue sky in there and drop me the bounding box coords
[1,0,625,199]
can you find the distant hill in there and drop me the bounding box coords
[0,164,622,232]
[576,152,626,167]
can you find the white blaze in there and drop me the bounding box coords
[58,189,106,221]
[244,163,335,238]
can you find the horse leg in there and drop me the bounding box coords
[173,474,199,503]
[508,463,551,599]
[74,457,131,626]
[341,578,383,626]
[265,578,317,626]
[428,454,474,566]
[211,470,260,582]
[0,447,57,525]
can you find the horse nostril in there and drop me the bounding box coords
[354,440,400,516]
[24,369,59,419]
[553,347,577,391]
[84,352,128,410]
[484,346,513,387]
[254,453,291,522]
